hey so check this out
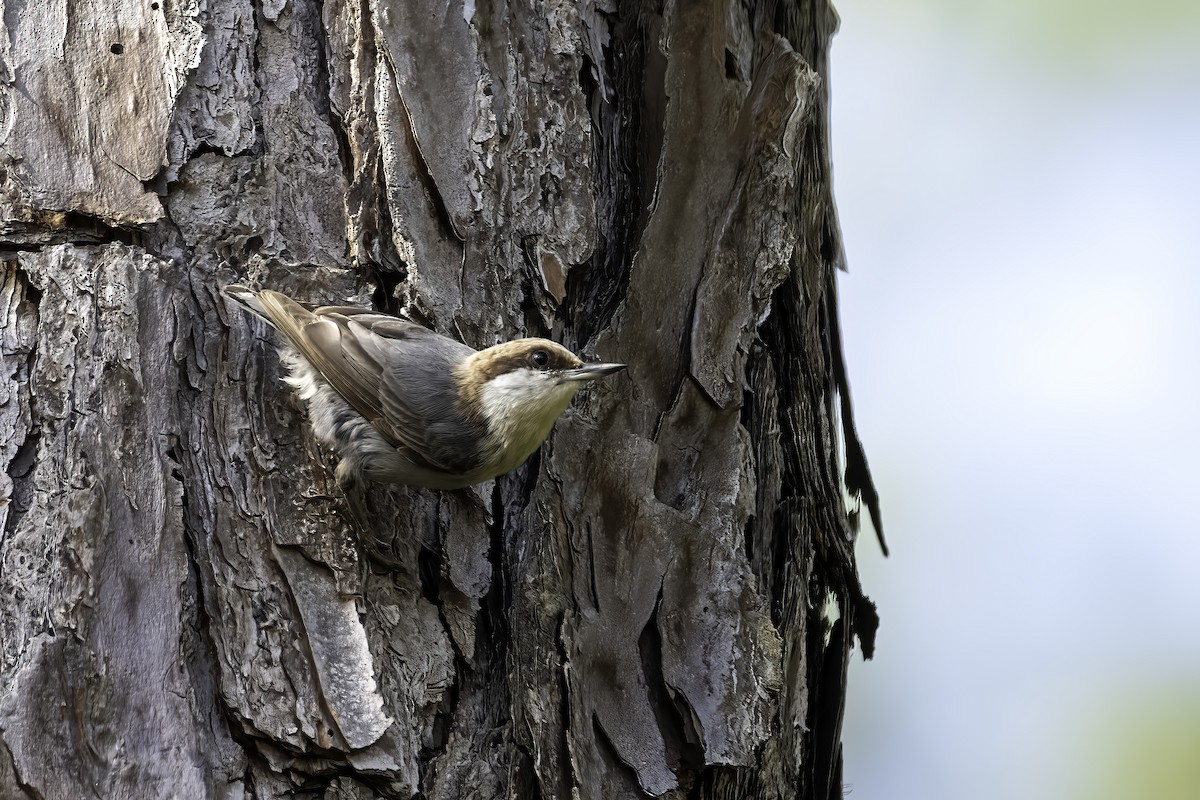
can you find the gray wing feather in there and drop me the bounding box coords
[245,289,483,474]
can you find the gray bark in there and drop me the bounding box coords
[0,0,882,798]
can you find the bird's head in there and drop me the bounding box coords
[457,338,626,463]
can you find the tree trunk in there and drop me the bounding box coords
[0,0,881,798]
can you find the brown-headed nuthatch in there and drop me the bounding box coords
[222,285,626,489]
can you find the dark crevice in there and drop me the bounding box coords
[247,2,266,148]
[189,140,253,163]
[415,499,467,771]
[578,54,598,112]
[564,3,645,345]
[312,7,356,197]
[509,741,545,800]
[0,242,55,258]
[483,479,509,645]
[638,585,704,772]
[551,615,576,797]
[809,614,850,800]
[2,428,38,543]
[1,267,40,554]
[415,478,517,795]
[585,522,601,613]
[0,736,41,799]
[518,235,541,319]
[768,501,790,627]
[820,213,842,266]
[519,233,538,275]
[466,464,545,799]
[371,259,406,315]
[166,433,245,788]
[165,438,202,632]
[591,713,653,799]
[341,0,408,307]
[417,654,459,782]
[366,151,410,314]
[1,210,132,252]
[723,47,739,81]
[417,545,441,605]
[306,0,370,304]
[739,374,760,566]
[343,5,416,315]
[387,60,464,247]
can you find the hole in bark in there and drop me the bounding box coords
[724,48,738,81]
[110,43,124,55]
[245,235,263,253]
[151,1,158,7]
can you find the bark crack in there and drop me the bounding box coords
[565,6,643,346]
[1,211,133,251]
[553,613,576,798]
[638,581,704,772]
[378,57,464,247]
[0,736,40,800]
[1,429,38,545]
[312,6,354,194]
[591,712,652,799]
[1,264,39,559]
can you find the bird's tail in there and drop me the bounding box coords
[221,285,322,354]
[222,284,277,329]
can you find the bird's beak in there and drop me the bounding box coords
[559,362,627,383]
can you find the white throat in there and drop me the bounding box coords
[478,369,581,469]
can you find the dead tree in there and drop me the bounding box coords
[0,1,881,797]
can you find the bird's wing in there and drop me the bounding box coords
[254,290,482,473]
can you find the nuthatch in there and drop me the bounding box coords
[222,285,625,489]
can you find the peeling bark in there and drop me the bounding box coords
[0,1,880,798]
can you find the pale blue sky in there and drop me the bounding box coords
[831,2,1200,798]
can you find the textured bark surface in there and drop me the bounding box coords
[0,1,881,798]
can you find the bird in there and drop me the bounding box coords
[221,285,626,490]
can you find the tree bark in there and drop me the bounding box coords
[0,0,881,798]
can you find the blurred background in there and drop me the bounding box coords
[830,1,1200,798]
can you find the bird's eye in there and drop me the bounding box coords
[531,349,550,368]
